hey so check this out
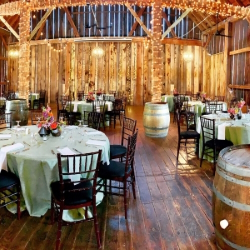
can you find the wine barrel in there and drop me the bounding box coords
[5,99,29,126]
[213,145,250,250]
[143,102,170,138]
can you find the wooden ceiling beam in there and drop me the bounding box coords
[63,7,80,38]
[0,16,19,40]
[125,3,153,39]
[202,15,241,35]
[34,20,46,40]
[188,12,207,31]
[162,37,203,47]
[162,12,177,37]
[0,35,7,49]
[29,8,53,41]
[128,7,146,36]
[162,8,192,39]
[0,27,10,36]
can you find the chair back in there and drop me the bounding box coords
[88,112,101,130]
[0,112,12,129]
[121,116,137,146]
[205,101,223,114]
[30,109,43,125]
[77,91,84,101]
[200,116,216,143]
[93,100,106,113]
[60,95,69,110]
[56,150,102,203]
[215,96,225,102]
[124,129,138,171]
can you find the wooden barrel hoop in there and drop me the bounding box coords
[213,144,250,250]
[5,99,29,126]
[143,102,170,138]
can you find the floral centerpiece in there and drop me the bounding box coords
[86,92,95,102]
[237,99,245,109]
[201,92,206,102]
[38,106,63,136]
[96,88,102,96]
[173,88,178,96]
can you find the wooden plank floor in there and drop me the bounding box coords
[0,105,217,250]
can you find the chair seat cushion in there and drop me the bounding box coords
[50,180,93,205]
[110,145,127,159]
[98,161,131,179]
[205,139,233,150]
[180,130,200,139]
[0,170,19,190]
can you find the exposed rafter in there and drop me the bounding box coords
[128,7,146,36]
[29,8,53,41]
[63,7,80,37]
[162,8,192,39]
[0,16,19,40]
[125,3,153,39]
[162,12,177,37]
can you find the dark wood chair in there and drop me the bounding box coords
[203,101,223,115]
[200,116,233,174]
[93,100,106,130]
[97,129,138,219]
[50,150,102,250]
[215,96,225,102]
[176,111,200,166]
[107,99,123,128]
[39,90,46,108]
[30,109,43,125]
[0,170,21,219]
[87,111,101,130]
[57,95,69,121]
[77,91,84,101]
[173,96,183,123]
[110,116,137,161]
[0,112,12,129]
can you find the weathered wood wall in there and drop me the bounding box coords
[8,39,226,105]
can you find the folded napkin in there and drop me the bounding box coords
[65,125,78,130]
[244,122,250,127]
[85,131,103,136]
[217,122,231,140]
[0,134,11,139]
[73,103,78,112]
[57,147,80,182]
[12,127,25,131]
[86,139,109,165]
[0,143,24,171]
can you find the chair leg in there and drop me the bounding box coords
[51,196,55,224]
[124,180,128,219]
[131,173,136,199]
[93,204,102,249]
[176,140,180,166]
[56,208,63,250]
[16,184,21,220]
[200,145,205,168]
[213,148,216,175]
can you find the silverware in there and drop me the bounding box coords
[0,139,9,141]
[51,149,56,155]
[89,138,106,141]
[13,148,30,154]
[23,141,31,147]
[73,148,82,154]
[2,142,15,147]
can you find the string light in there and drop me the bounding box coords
[0,1,249,20]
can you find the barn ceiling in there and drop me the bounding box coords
[0,0,249,41]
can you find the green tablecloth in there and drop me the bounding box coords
[29,93,39,109]
[197,114,250,160]
[161,95,191,112]
[1,125,110,220]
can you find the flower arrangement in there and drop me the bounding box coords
[86,92,95,102]
[237,99,245,109]
[201,92,206,98]
[173,88,178,95]
[96,88,102,96]
[38,106,63,131]
[228,108,236,115]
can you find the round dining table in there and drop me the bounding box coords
[0,125,110,221]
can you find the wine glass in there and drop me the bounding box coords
[16,120,21,128]
[78,120,83,127]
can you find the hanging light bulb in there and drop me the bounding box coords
[92,45,104,58]
[183,51,194,62]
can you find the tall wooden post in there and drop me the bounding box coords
[151,0,163,102]
[18,5,30,100]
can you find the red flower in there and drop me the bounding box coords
[50,122,58,130]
